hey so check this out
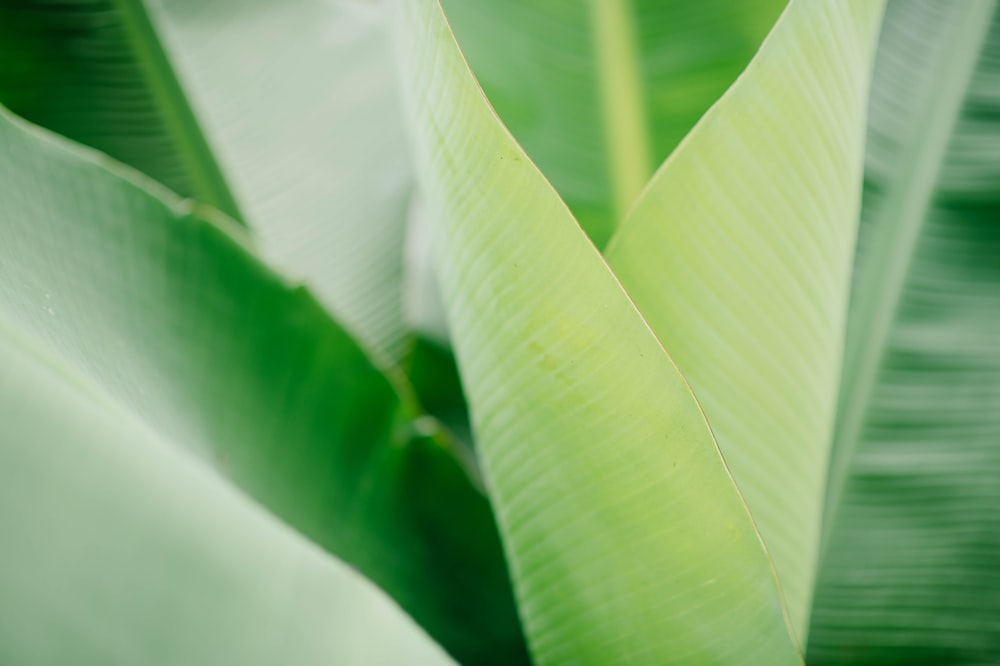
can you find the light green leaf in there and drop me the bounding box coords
[155,0,414,361]
[810,1,1000,662]
[605,0,885,641]
[0,330,455,666]
[403,194,453,347]
[0,105,527,666]
[0,0,412,360]
[441,0,787,245]
[393,0,801,663]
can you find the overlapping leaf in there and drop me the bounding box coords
[442,0,786,245]
[0,332,455,666]
[0,106,526,665]
[393,0,801,663]
[605,0,885,640]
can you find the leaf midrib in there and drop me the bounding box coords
[590,0,652,227]
[820,0,997,549]
[112,0,244,222]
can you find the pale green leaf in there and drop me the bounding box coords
[155,0,414,361]
[403,195,452,347]
[810,1,1000,662]
[393,0,801,663]
[0,329,455,666]
[0,105,527,665]
[0,0,412,360]
[442,0,787,245]
[605,0,885,641]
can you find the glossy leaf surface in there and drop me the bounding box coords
[0,331,455,666]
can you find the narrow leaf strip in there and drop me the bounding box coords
[606,0,885,640]
[392,0,801,663]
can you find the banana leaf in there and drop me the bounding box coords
[604,0,885,641]
[0,0,412,360]
[393,0,806,662]
[442,0,787,245]
[810,2,1000,663]
[0,327,455,666]
[0,105,527,665]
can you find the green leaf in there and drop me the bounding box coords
[407,336,474,453]
[402,194,453,347]
[0,106,527,666]
[0,330,456,666]
[810,1,1000,662]
[0,0,413,360]
[604,0,885,642]
[0,0,240,219]
[441,0,787,245]
[393,0,802,663]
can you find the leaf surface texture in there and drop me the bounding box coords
[606,0,885,639]
[393,0,802,663]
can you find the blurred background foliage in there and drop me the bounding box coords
[0,0,997,663]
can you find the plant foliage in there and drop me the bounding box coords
[0,0,997,664]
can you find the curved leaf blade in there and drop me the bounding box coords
[0,0,413,360]
[0,329,455,666]
[605,0,885,640]
[0,105,526,666]
[155,0,415,360]
[393,0,802,663]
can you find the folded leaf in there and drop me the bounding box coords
[442,0,786,244]
[811,1,1000,662]
[0,105,526,666]
[605,0,885,640]
[393,0,802,663]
